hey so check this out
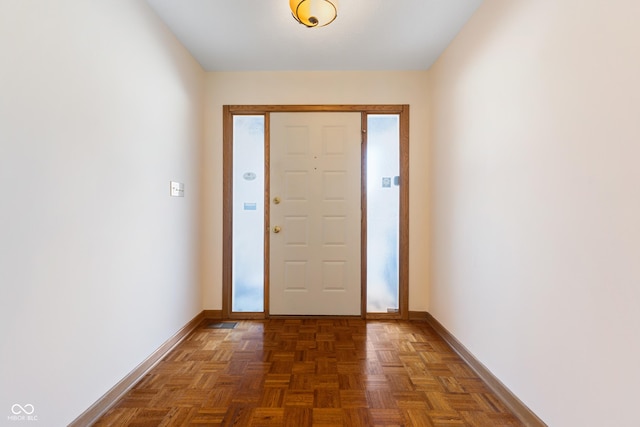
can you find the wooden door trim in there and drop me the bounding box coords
[360,112,368,319]
[222,105,409,320]
[222,105,233,320]
[264,112,271,317]
[227,105,408,114]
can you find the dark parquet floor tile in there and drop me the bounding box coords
[93,319,523,426]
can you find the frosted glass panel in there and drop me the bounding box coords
[367,115,400,313]
[232,116,264,312]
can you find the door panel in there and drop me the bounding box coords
[270,112,361,315]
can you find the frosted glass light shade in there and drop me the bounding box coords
[290,0,338,27]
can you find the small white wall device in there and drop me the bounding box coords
[170,181,184,197]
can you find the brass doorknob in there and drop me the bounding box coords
[273,226,281,233]
[273,196,281,205]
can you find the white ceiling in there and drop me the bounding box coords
[145,0,483,72]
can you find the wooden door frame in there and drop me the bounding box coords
[222,105,409,320]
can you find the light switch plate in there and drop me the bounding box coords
[170,181,184,197]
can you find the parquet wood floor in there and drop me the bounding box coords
[93,319,523,426]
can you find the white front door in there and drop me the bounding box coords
[269,112,361,315]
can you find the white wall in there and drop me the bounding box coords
[0,1,205,425]
[202,71,431,312]
[429,1,640,425]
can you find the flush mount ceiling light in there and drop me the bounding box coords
[290,0,338,27]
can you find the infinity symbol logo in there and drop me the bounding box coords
[11,404,35,415]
